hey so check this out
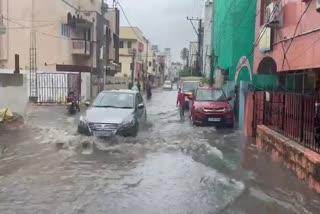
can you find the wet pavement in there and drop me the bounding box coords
[1,88,320,214]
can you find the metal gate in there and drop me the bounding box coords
[36,73,81,103]
[252,91,265,136]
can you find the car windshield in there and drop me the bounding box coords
[182,82,200,92]
[195,89,227,102]
[164,81,171,85]
[92,92,134,108]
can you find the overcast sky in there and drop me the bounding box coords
[107,0,205,62]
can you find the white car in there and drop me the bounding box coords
[163,81,173,90]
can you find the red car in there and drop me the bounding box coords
[190,86,234,127]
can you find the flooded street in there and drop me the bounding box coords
[1,88,320,214]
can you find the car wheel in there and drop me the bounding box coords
[131,124,139,137]
[78,126,90,136]
[227,123,234,129]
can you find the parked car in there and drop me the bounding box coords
[190,86,234,127]
[181,80,201,109]
[78,89,147,137]
[163,80,173,90]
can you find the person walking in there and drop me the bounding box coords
[176,88,186,117]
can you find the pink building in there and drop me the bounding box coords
[254,0,320,91]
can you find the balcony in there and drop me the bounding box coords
[72,39,91,56]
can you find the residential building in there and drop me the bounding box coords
[249,0,320,192]
[119,26,145,81]
[168,62,183,81]
[189,41,198,73]
[254,0,320,92]
[0,0,120,101]
[202,0,213,79]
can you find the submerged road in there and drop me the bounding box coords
[0,88,320,214]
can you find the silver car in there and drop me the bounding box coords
[162,80,173,90]
[78,90,147,137]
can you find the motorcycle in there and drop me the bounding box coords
[66,93,80,115]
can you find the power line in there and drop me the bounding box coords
[4,23,57,29]
[187,17,200,35]
[115,0,145,42]
[280,0,312,71]
[289,34,320,64]
[246,0,284,59]
[3,17,69,40]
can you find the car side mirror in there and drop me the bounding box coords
[138,103,144,109]
[227,96,232,101]
[85,101,90,107]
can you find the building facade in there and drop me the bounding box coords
[0,0,120,100]
[119,27,145,80]
[254,0,320,93]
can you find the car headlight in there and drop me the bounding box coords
[224,107,233,112]
[119,117,135,128]
[195,107,203,113]
[79,116,88,125]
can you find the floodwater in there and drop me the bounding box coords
[0,88,320,214]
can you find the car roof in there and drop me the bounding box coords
[182,80,200,82]
[101,89,138,94]
[197,86,221,90]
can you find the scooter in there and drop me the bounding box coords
[66,93,80,115]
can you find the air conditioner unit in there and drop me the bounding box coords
[317,0,320,12]
[265,1,283,28]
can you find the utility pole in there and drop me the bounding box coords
[29,0,38,102]
[131,50,136,87]
[187,17,203,76]
[144,39,149,91]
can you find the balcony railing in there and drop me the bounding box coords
[72,39,90,56]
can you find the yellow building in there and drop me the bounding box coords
[119,27,146,80]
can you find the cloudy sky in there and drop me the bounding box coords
[107,0,205,62]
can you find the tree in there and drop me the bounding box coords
[180,48,189,66]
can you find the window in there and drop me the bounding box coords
[127,41,132,48]
[195,89,227,102]
[120,41,124,48]
[92,92,134,109]
[260,0,273,26]
[61,24,70,38]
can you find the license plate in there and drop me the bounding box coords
[93,131,113,137]
[208,118,221,122]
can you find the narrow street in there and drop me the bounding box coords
[0,88,320,214]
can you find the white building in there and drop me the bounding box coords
[202,0,213,79]
[0,0,120,101]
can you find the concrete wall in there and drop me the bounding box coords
[0,74,28,115]
[256,125,320,193]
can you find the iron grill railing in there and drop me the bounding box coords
[253,91,320,154]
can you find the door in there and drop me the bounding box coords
[136,93,145,121]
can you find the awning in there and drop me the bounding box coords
[56,64,97,73]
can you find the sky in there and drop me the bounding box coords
[107,0,205,62]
